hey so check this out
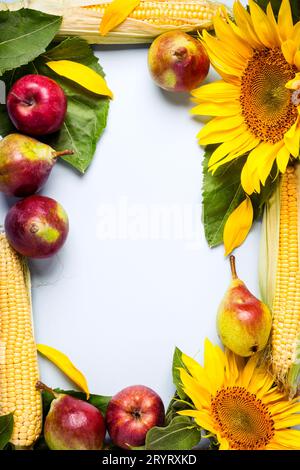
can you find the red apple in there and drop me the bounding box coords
[148,31,210,92]
[5,195,69,258]
[106,385,165,449]
[7,74,67,135]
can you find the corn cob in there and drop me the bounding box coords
[0,234,42,448]
[0,0,227,44]
[260,165,300,398]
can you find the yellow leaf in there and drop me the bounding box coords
[100,0,141,36]
[223,197,253,256]
[37,344,90,399]
[46,60,113,98]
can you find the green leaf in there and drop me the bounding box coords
[42,389,111,418]
[0,9,62,75]
[145,416,201,450]
[172,347,188,400]
[254,0,300,22]
[0,414,13,450]
[202,146,277,248]
[0,104,14,136]
[202,146,245,248]
[2,37,110,173]
[165,395,193,425]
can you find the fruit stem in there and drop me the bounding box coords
[53,149,74,158]
[36,381,59,398]
[229,255,238,279]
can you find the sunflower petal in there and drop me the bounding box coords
[202,31,245,75]
[248,0,278,48]
[266,3,281,45]
[100,0,140,36]
[203,338,225,393]
[179,368,211,409]
[197,115,244,145]
[191,101,240,117]
[213,14,252,60]
[239,354,260,388]
[274,414,300,430]
[233,0,261,48]
[223,197,253,256]
[257,142,282,186]
[294,51,300,70]
[281,40,297,65]
[191,81,239,102]
[278,0,294,42]
[272,430,300,449]
[284,118,300,157]
[276,145,290,173]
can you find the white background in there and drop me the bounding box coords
[0,0,258,406]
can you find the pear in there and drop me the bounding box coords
[0,134,73,197]
[38,383,106,450]
[217,256,272,357]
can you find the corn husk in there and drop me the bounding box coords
[0,0,228,44]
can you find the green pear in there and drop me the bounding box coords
[217,256,272,357]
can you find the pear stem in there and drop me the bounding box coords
[229,255,238,279]
[36,381,59,398]
[53,149,74,158]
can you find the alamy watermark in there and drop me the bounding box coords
[96,197,203,250]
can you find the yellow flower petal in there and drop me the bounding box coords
[257,142,282,186]
[202,31,245,74]
[198,122,245,146]
[285,72,300,90]
[37,344,90,399]
[284,118,300,157]
[46,60,113,98]
[274,414,300,429]
[197,115,244,144]
[99,0,140,36]
[178,410,216,434]
[276,145,290,173]
[233,0,261,48]
[266,3,281,45]
[179,368,211,409]
[241,155,261,195]
[294,51,300,70]
[191,101,240,117]
[272,430,300,449]
[213,14,252,60]
[292,22,300,43]
[248,0,278,48]
[281,40,298,64]
[203,338,225,393]
[191,80,239,102]
[278,0,294,42]
[209,133,259,174]
[239,355,260,389]
[223,197,253,256]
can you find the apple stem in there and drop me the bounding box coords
[53,149,74,159]
[36,381,59,398]
[10,91,34,106]
[229,255,238,280]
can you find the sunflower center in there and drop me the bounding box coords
[211,387,275,450]
[240,48,298,143]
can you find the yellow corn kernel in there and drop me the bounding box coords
[0,234,42,448]
[86,1,219,26]
[271,167,300,386]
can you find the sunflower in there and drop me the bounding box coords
[193,0,300,196]
[178,340,300,450]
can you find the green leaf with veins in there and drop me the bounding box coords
[0,9,61,75]
[145,416,201,450]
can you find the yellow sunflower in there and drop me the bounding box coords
[193,0,300,196]
[178,340,300,450]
